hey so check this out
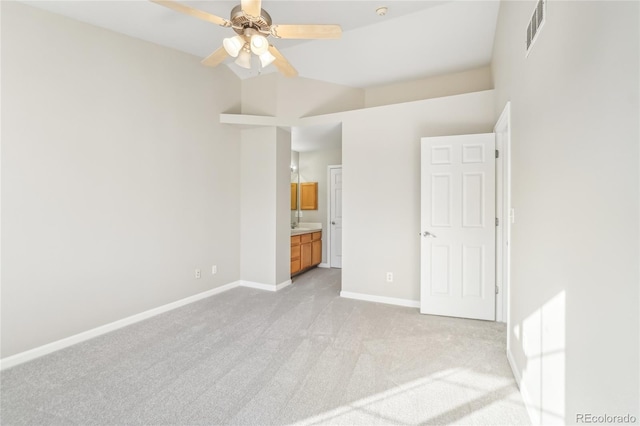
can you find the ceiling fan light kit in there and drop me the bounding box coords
[250,34,269,55]
[259,50,276,68]
[150,0,342,77]
[223,35,245,57]
[235,48,253,69]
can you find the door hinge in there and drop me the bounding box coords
[495,285,499,295]
[495,218,499,226]
[495,149,500,159]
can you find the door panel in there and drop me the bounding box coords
[421,133,496,321]
[431,174,452,226]
[430,245,451,295]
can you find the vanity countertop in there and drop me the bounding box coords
[291,223,322,236]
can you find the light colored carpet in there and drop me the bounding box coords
[0,268,530,425]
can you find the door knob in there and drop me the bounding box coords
[331,221,336,225]
[422,231,437,238]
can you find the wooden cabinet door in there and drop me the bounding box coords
[312,240,322,266]
[300,182,318,210]
[290,259,301,274]
[301,242,312,269]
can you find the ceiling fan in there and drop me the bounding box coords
[150,0,342,77]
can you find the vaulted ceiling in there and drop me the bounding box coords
[22,0,501,88]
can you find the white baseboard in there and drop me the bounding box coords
[340,291,420,308]
[506,348,521,385]
[238,279,292,292]
[318,263,330,268]
[0,280,241,371]
[1,276,300,371]
[275,279,292,291]
[239,280,278,292]
[507,347,540,425]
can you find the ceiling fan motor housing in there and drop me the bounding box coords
[230,5,272,36]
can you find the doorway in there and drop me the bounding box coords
[419,106,512,322]
[494,102,512,324]
[328,165,342,268]
[291,123,342,271]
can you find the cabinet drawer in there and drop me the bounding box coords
[312,231,322,241]
[291,235,301,245]
[301,233,313,243]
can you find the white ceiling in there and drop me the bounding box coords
[22,0,500,88]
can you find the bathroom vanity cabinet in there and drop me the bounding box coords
[291,231,322,276]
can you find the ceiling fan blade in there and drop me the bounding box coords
[270,24,342,39]
[241,0,262,18]
[268,45,298,78]
[150,0,231,27]
[201,47,229,67]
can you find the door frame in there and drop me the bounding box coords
[327,165,342,269]
[495,102,512,324]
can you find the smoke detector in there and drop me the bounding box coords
[376,6,388,16]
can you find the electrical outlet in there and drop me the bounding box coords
[212,265,217,275]
[386,272,393,282]
[195,269,201,279]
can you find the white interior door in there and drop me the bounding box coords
[420,134,496,320]
[329,166,342,268]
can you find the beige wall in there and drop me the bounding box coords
[341,91,496,302]
[241,73,278,116]
[241,74,365,118]
[1,2,242,357]
[298,148,342,264]
[240,127,278,285]
[276,75,364,118]
[243,68,491,117]
[492,1,639,423]
[364,66,493,108]
[240,127,291,286]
